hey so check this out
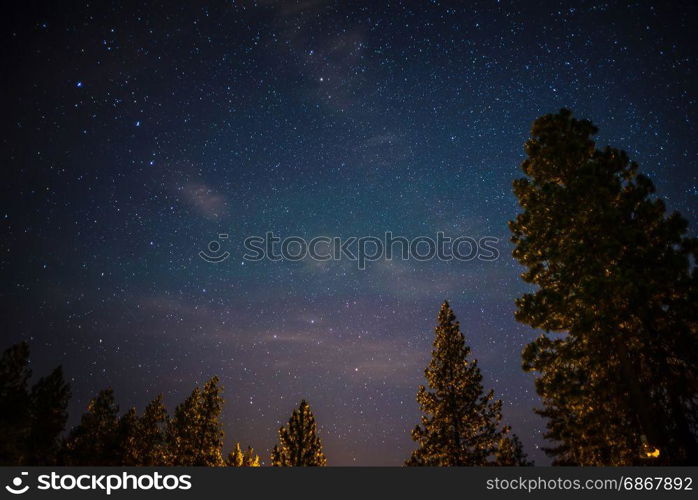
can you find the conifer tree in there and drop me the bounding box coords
[226,443,261,467]
[25,367,70,465]
[131,395,169,465]
[510,109,698,465]
[495,433,533,466]
[64,388,121,465]
[167,386,200,465]
[0,342,32,464]
[167,377,225,466]
[117,407,140,465]
[271,400,326,466]
[0,343,70,465]
[407,301,505,466]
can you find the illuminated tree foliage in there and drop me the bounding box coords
[0,342,70,465]
[495,433,533,466]
[407,301,507,466]
[271,400,327,466]
[167,377,226,466]
[226,442,261,467]
[130,394,169,465]
[510,109,698,465]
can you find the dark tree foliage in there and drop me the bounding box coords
[65,391,172,466]
[117,407,140,465]
[0,343,31,464]
[407,302,508,466]
[0,342,70,465]
[510,109,698,465]
[1,343,266,467]
[64,388,121,465]
[25,367,71,465]
[271,400,326,466]
[65,381,227,466]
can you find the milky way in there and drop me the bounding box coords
[3,1,696,465]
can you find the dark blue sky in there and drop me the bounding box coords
[2,0,696,465]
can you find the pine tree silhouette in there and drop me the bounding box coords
[25,366,70,465]
[511,109,698,465]
[0,343,70,465]
[407,301,505,466]
[271,400,326,466]
[0,342,32,464]
[130,394,169,465]
[64,388,121,465]
[167,377,225,466]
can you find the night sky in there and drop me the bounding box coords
[2,1,697,465]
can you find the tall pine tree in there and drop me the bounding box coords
[407,301,505,466]
[0,343,70,465]
[0,342,32,464]
[130,394,169,465]
[167,377,225,466]
[25,366,70,465]
[271,400,326,466]
[117,407,140,465]
[510,109,698,465]
[64,388,121,465]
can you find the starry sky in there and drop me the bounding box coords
[2,1,697,465]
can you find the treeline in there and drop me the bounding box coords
[0,302,530,467]
[0,342,327,466]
